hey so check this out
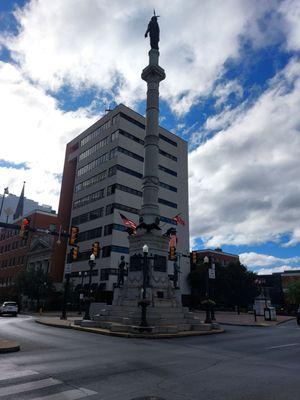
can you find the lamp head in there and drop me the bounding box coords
[143,244,149,254]
[90,253,96,261]
[203,256,209,264]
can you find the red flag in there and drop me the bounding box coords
[172,214,186,226]
[119,213,137,230]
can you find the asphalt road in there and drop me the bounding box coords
[0,315,300,400]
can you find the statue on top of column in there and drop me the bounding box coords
[145,10,160,50]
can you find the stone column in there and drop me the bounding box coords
[139,49,166,226]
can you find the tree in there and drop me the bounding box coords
[188,260,258,311]
[14,266,55,311]
[286,280,300,308]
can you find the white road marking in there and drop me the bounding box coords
[267,343,299,350]
[31,388,97,400]
[0,378,61,397]
[0,369,39,381]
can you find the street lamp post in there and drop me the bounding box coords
[84,254,96,320]
[139,244,150,329]
[203,256,212,324]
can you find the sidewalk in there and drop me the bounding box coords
[0,339,20,353]
[194,311,295,327]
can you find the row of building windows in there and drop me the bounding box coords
[78,142,177,179]
[75,169,107,193]
[79,111,179,155]
[76,223,127,243]
[77,148,116,177]
[79,135,110,161]
[80,119,112,147]
[72,207,104,226]
[107,183,143,198]
[158,198,177,209]
[78,227,103,243]
[119,112,178,147]
[73,188,105,209]
[73,245,129,262]
[0,239,27,254]
[72,203,178,227]
[0,229,19,241]
[0,255,25,268]
[0,277,13,287]
[75,163,177,196]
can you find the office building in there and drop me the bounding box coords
[62,104,190,303]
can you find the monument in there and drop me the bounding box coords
[77,13,219,335]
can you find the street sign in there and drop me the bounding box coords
[65,264,72,274]
[211,263,215,270]
[209,268,215,279]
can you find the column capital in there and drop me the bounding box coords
[141,64,166,82]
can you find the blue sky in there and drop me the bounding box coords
[0,0,300,274]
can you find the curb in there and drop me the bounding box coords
[219,317,296,328]
[36,319,225,339]
[0,340,20,354]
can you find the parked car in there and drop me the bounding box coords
[0,301,18,317]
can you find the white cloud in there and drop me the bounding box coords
[1,0,276,115]
[189,57,300,247]
[0,61,96,209]
[257,266,300,275]
[279,0,300,51]
[240,252,300,267]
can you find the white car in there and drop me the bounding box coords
[0,301,18,317]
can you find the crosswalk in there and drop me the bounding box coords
[0,363,97,400]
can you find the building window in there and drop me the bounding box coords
[72,207,104,226]
[79,136,110,161]
[102,246,111,258]
[73,188,105,209]
[160,216,177,225]
[119,129,144,145]
[111,245,129,254]
[159,165,177,177]
[159,133,177,147]
[80,119,111,147]
[159,149,177,162]
[108,165,117,177]
[111,130,119,141]
[159,181,177,192]
[116,164,143,178]
[75,170,107,193]
[117,146,144,162]
[158,198,177,209]
[107,184,116,196]
[115,183,142,197]
[104,224,113,236]
[105,203,139,216]
[120,112,145,129]
[78,227,102,243]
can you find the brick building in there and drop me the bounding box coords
[0,210,61,292]
[191,248,240,267]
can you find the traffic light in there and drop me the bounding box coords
[92,241,101,258]
[169,246,176,261]
[69,226,79,246]
[192,251,197,265]
[19,217,30,239]
[70,246,79,261]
